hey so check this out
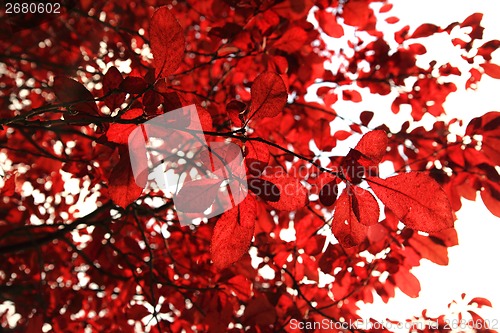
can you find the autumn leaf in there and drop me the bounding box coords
[150,6,185,78]
[109,149,143,208]
[316,11,344,38]
[351,187,379,226]
[465,111,500,165]
[367,173,454,233]
[319,179,339,207]
[410,23,440,38]
[53,76,99,117]
[245,140,270,176]
[360,111,374,126]
[102,66,126,110]
[342,0,370,27]
[468,297,493,308]
[352,130,388,167]
[174,178,224,213]
[249,72,287,120]
[247,177,280,202]
[408,233,449,265]
[379,3,393,13]
[241,296,277,326]
[106,108,143,145]
[211,195,256,269]
[273,26,308,53]
[332,190,368,247]
[480,62,500,79]
[313,119,336,151]
[199,143,243,173]
[119,76,149,94]
[342,89,362,102]
[260,175,307,211]
[393,267,421,298]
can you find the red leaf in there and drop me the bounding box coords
[119,76,149,94]
[211,195,256,269]
[468,297,493,308]
[313,119,336,151]
[316,11,344,38]
[342,89,362,102]
[334,130,352,141]
[332,190,368,247]
[196,105,215,132]
[241,296,277,326]
[319,179,339,207]
[261,175,307,211]
[106,124,137,145]
[226,100,246,127]
[109,150,143,208]
[408,234,449,265]
[360,111,374,126]
[408,43,427,55]
[468,310,485,324]
[466,111,500,165]
[103,66,126,110]
[248,177,280,202]
[150,6,185,77]
[393,268,420,298]
[245,140,270,176]
[480,62,500,79]
[342,0,370,28]
[351,187,379,226]
[105,108,143,144]
[481,183,500,218]
[199,143,243,173]
[127,304,151,321]
[53,76,99,116]
[410,24,440,38]
[174,178,224,213]
[103,66,123,90]
[143,90,163,115]
[379,3,393,13]
[273,26,308,53]
[249,72,287,120]
[340,130,388,183]
[353,130,388,167]
[340,150,366,184]
[461,13,483,28]
[332,271,353,299]
[367,173,454,233]
[385,17,399,24]
[477,40,500,61]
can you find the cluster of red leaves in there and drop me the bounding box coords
[0,0,499,332]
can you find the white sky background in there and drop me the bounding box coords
[333,0,500,325]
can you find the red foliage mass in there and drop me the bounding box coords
[0,1,499,332]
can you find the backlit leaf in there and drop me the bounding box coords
[211,195,256,269]
[367,173,454,233]
[332,190,368,247]
[249,72,287,120]
[109,150,143,208]
[53,76,99,116]
[174,178,224,213]
[480,62,500,79]
[150,6,185,77]
[261,175,307,211]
